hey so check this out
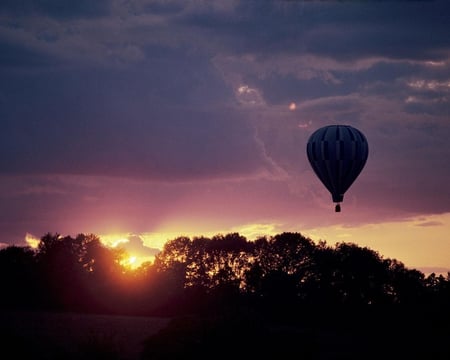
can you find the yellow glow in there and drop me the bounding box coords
[99,233,153,269]
[139,222,281,249]
[303,212,450,274]
[120,255,143,270]
[99,234,129,248]
[120,222,280,269]
[230,223,280,240]
[25,233,40,249]
[99,213,450,276]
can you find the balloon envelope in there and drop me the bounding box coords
[306,125,369,211]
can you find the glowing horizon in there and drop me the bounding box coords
[89,212,450,274]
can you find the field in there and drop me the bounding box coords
[0,310,171,360]
[2,308,450,359]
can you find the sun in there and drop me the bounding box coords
[120,255,141,270]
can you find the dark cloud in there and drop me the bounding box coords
[0,0,110,18]
[0,52,268,181]
[0,41,58,68]
[174,1,450,61]
[142,0,185,15]
[246,73,342,104]
[302,4,450,61]
[0,103,265,180]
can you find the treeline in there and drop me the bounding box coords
[1,231,450,317]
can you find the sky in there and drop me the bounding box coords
[0,0,449,273]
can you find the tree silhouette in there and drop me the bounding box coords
[2,230,450,359]
[0,230,449,316]
[0,245,37,308]
[320,242,393,305]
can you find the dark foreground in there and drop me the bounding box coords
[1,307,450,360]
[142,306,450,360]
[0,310,170,360]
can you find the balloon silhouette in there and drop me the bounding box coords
[306,125,369,212]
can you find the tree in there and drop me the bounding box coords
[244,233,316,305]
[0,245,37,308]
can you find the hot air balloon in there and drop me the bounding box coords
[306,124,368,212]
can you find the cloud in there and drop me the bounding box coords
[415,221,444,227]
[0,60,270,181]
[118,234,160,257]
[235,85,265,106]
[0,0,110,19]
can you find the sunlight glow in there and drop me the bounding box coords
[303,212,450,274]
[98,212,450,276]
[99,233,158,269]
[120,255,142,269]
[99,235,129,248]
[139,222,282,248]
[25,233,40,249]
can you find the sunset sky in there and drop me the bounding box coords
[1,0,449,274]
